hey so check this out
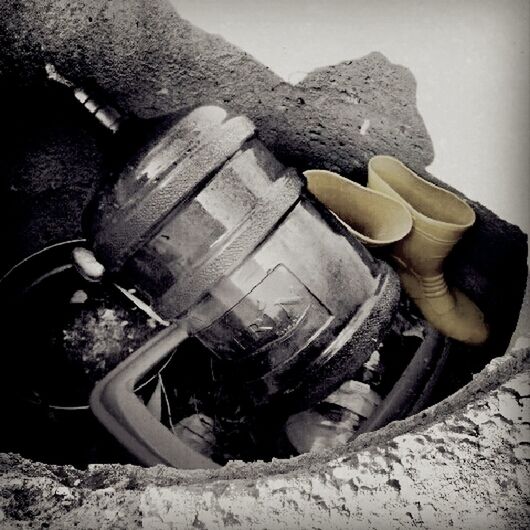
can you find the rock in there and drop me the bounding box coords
[70,290,88,304]
[0,0,527,370]
[0,0,525,367]
[72,247,105,282]
[1,0,433,176]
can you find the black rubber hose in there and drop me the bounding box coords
[354,324,447,437]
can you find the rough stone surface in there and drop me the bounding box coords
[1,347,529,529]
[1,0,432,177]
[0,0,528,528]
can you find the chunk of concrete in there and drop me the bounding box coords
[0,1,528,527]
[1,0,433,175]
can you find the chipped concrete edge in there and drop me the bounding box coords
[1,346,528,529]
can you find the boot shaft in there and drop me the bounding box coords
[368,155,476,276]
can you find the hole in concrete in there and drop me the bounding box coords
[0,240,456,469]
[0,85,524,476]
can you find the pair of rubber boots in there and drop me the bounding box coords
[304,155,488,345]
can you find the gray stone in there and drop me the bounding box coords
[1,0,433,175]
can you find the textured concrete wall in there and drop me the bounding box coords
[0,0,433,175]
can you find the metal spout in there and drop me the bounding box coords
[45,63,122,133]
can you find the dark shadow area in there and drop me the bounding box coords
[0,79,526,470]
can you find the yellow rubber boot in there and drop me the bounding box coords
[303,169,412,247]
[367,155,489,344]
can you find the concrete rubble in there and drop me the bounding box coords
[1,0,433,174]
[0,1,528,527]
